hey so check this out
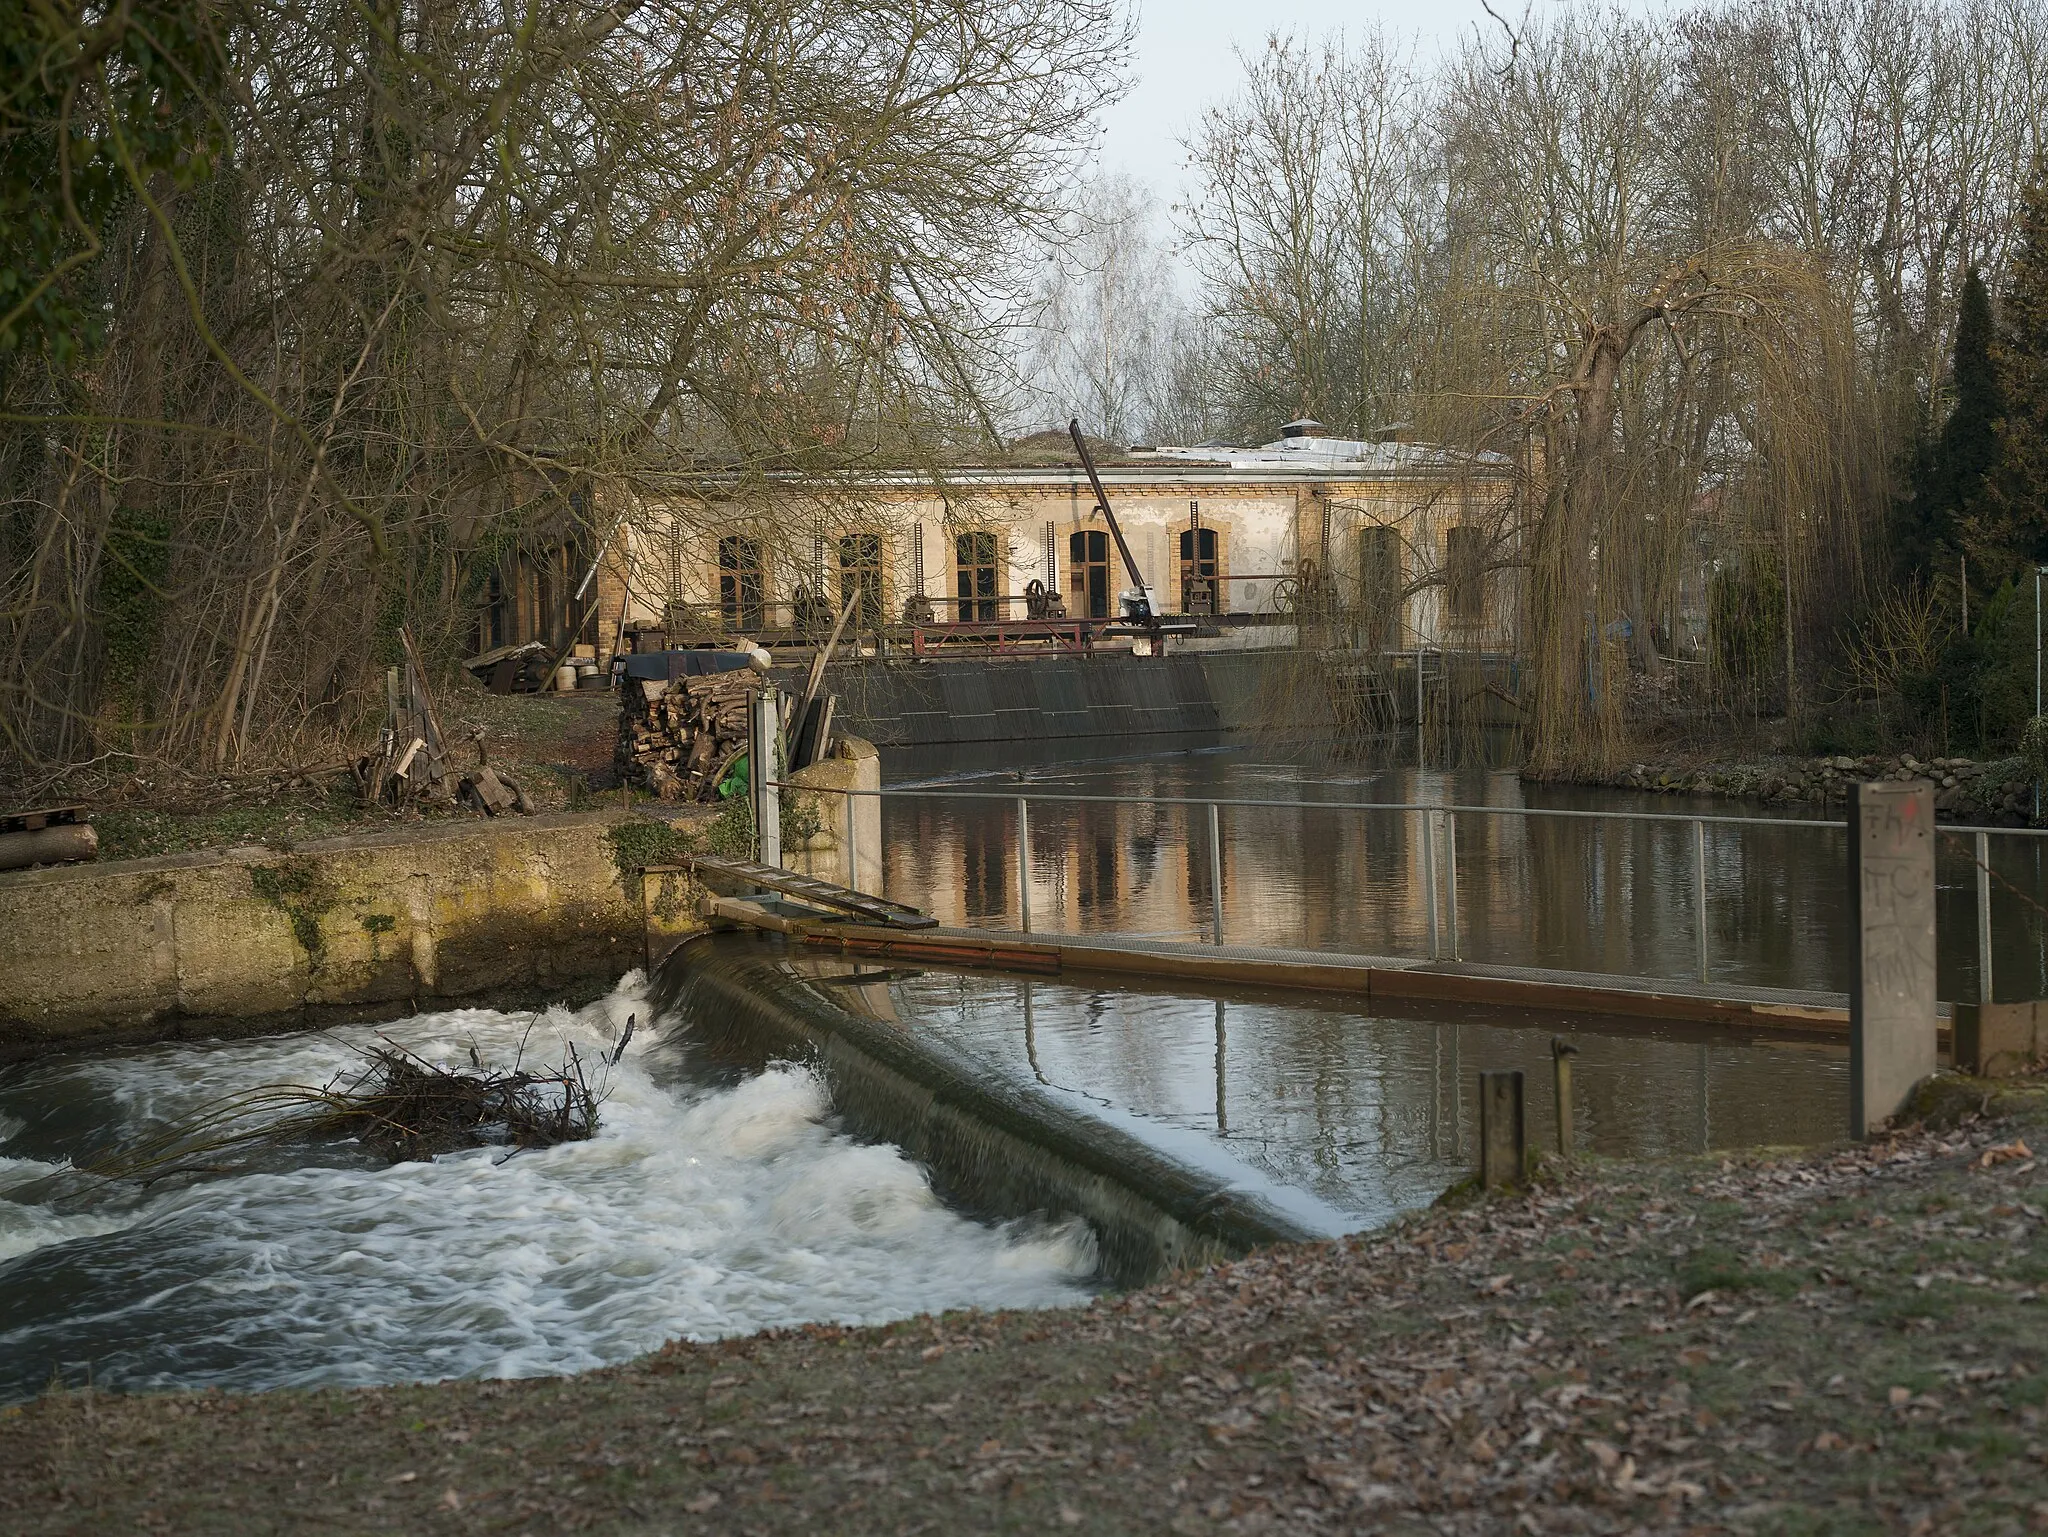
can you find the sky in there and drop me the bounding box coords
[1094,0,1516,204]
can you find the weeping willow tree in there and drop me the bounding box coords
[1180,0,2048,773]
[0,0,1128,782]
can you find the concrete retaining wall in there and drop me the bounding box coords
[780,735,883,895]
[0,811,711,1053]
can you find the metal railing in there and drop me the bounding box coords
[775,781,2048,1002]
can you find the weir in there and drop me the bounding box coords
[650,931,1342,1285]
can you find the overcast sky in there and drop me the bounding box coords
[1094,0,1515,204]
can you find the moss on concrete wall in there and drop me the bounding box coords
[0,810,712,1053]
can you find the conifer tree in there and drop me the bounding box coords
[1992,153,2048,571]
[1897,268,2003,586]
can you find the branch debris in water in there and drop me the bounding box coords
[84,1026,626,1181]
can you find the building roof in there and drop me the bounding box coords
[1143,434,1514,473]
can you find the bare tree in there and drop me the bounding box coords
[0,0,1130,779]
[1018,170,1185,443]
[1178,0,2048,771]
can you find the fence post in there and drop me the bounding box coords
[1551,1038,1577,1157]
[1693,818,1710,985]
[845,790,859,895]
[1977,829,1994,1004]
[1443,809,1460,960]
[1478,1070,1525,1189]
[1421,808,1440,961]
[751,689,780,869]
[1208,801,1225,946]
[1016,796,1032,934]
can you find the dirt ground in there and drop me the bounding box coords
[71,688,627,862]
[5,1081,2046,1536]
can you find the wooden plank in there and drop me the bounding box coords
[793,590,861,733]
[800,929,1062,974]
[398,626,452,778]
[683,907,1933,1044]
[1055,941,1372,997]
[1362,966,1849,1031]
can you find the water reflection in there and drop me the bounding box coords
[885,972,1846,1225]
[880,742,2048,1000]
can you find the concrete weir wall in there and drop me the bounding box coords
[810,647,1519,750]
[814,650,1290,749]
[0,811,710,1052]
[654,933,1327,1285]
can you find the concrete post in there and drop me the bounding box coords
[1848,780,1937,1137]
[1478,1069,1525,1189]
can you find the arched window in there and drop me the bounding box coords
[839,532,883,627]
[1445,525,1486,627]
[1068,529,1111,618]
[1179,527,1219,615]
[718,535,765,631]
[1358,526,1403,649]
[955,531,1001,620]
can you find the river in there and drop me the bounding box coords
[1,735,1993,1403]
[880,737,2048,1001]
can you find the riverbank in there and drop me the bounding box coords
[1583,749,2042,824]
[5,1077,2043,1535]
[0,809,710,1052]
[64,689,629,863]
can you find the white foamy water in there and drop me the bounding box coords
[0,976,1095,1400]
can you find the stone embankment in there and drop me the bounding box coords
[1605,751,2040,823]
[0,810,710,1054]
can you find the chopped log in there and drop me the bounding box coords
[466,766,518,815]
[0,823,98,870]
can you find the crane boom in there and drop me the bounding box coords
[1068,418,1154,623]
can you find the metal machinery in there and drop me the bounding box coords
[1067,419,1198,644]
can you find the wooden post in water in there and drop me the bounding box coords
[1421,809,1440,961]
[1551,1038,1577,1157]
[1478,1070,1525,1190]
[1848,780,1937,1137]
[1976,829,1994,1004]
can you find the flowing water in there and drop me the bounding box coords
[818,963,1848,1229]
[4,735,1975,1403]
[881,738,2048,1001]
[0,975,1095,1404]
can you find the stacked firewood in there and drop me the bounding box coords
[616,671,763,801]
